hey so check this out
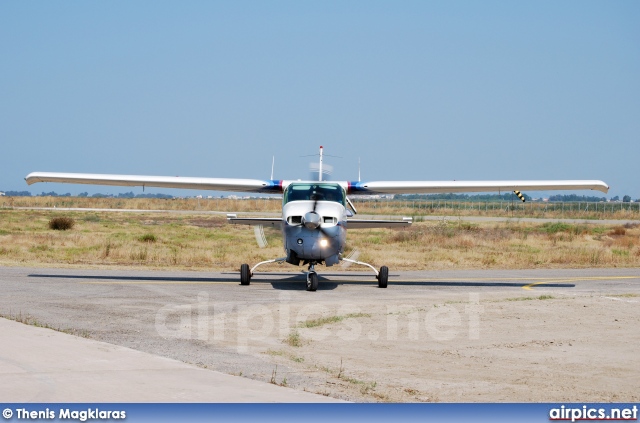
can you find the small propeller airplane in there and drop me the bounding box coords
[26,146,609,291]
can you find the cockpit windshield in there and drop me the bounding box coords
[283,183,346,206]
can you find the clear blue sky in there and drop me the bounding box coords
[1,1,638,198]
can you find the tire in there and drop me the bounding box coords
[240,263,251,285]
[378,266,388,288]
[306,272,318,292]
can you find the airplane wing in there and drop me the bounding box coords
[26,173,609,195]
[346,217,412,229]
[25,172,282,193]
[347,180,609,195]
[226,215,282,229]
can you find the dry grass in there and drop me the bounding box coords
[4,195,640,220]
[0,206,639,271]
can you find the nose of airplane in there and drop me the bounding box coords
[303,211,321,229]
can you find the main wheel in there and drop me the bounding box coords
[306,272,318,292]
[240,263,251,285]
[377,266,388,288]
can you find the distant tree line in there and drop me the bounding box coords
[3,191,32,196]
[400,193,533,201]
[398,193,637,202]
[1,190,174,199]
[86,191,174,199]
[547,194,607,202]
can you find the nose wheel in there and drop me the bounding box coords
[306,263,319,291]
[306,272,318,291]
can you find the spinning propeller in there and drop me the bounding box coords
[302,195,331,239]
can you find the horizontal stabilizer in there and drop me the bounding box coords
[347,217,412,229]
[226,215,282,229]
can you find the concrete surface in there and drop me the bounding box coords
[0,318,342,402]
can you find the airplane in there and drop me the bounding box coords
[25,146,609,291]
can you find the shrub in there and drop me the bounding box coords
[138,233,157,243]
[48,217,75,230]
[610,227,626,236]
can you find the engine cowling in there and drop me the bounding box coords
[303,211,321,229]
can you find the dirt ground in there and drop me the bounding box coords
[211,279,639,402]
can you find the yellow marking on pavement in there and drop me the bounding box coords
[522,276,640,290]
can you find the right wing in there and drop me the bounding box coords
[25,172,282,193]
[347,180,610,195]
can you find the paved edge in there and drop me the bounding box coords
[0,318,344,403]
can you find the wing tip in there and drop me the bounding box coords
[25,172,39,185]
[595,180,610,194]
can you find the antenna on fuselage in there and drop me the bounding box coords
[270,156,275,180]
[318,146,323,182]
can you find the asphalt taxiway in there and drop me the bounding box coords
[1,266,639,402]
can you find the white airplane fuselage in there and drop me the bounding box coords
[280,182,348,267]
[282,200,347,266]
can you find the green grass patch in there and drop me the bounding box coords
[138,233,157,243]
[82,214,101,222]
[537,294,555,300]
[540,222,572,234]
[28,245,50,253]
[285,330,302,347]
[503,295,555,302]
[298,313,371,328]
[612,249,629,257]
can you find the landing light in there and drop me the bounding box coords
[320,239,328,247]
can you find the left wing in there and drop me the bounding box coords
[25,172,283,193]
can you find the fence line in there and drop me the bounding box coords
[350,199,640,217]
[2,196,639,218]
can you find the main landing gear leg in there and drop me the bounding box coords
[341,258,389,288]
[240,257,286,286]
[306,262,319,292]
